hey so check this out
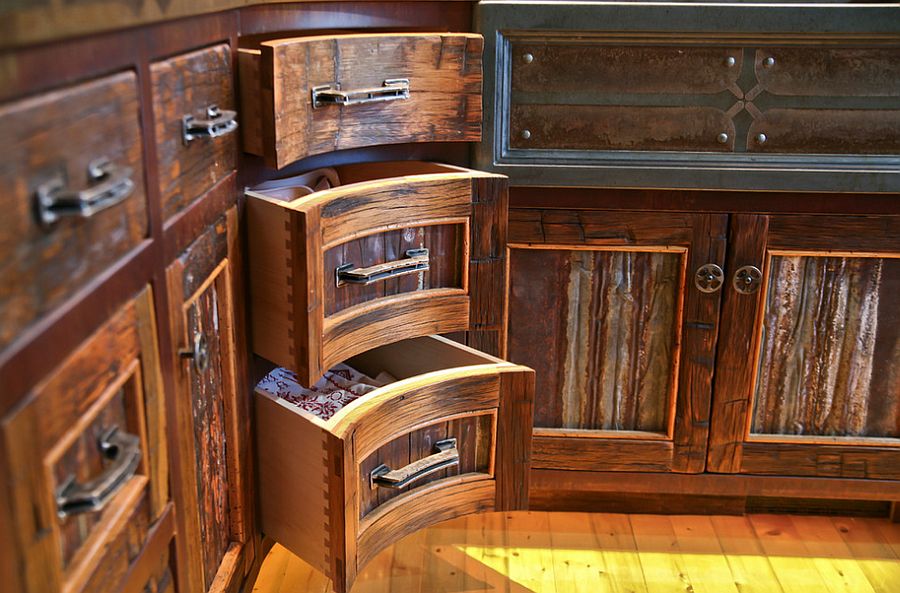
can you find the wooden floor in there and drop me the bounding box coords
[252,511,900,593]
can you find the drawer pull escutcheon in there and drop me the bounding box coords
[370,438,459,490]
[311,78,410,109]
[34,158,134,226]
[182,104,238,144]
[336,248,429,287]
[55,426,142,519]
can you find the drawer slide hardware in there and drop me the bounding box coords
[312,78,410,109]
[55,426,142,519]
[182,104,238,144]
[370,438,459,490]
[336,248,429,287]
[35,158,134,226]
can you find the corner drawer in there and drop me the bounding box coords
[150,43,238,224]
[238,33,483,168]
[0,288,167,593]
[0,71,148,353]
[247,161,506,387]
[255,335,533,593]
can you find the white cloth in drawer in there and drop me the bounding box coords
[257,363,389,420]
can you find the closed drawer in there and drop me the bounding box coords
[0,71,148,352]
[239,33,483,168]
[0,288,167,593]
[247,161,506,387]
[255,335,533,593]
[150,44,238,224]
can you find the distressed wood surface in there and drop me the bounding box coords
[507,209,726,474]
[165,209,252,593]
[246,33,482,168]
[0,289,165,593]
[358,413,494,520]
[511,104,735,152]
[512,42,743,95]
[150,43,237,224]
[753,256,900,438]
[248,164,507,386]
[755,48,900,97]
[323,223,465,317]
[0,70,147,353]
[509,248,681,432]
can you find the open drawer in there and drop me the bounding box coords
[247,161,508,386]
[238,32,483,168]
[255,335,534,593]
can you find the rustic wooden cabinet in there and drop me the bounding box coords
[507,209,728,474]
[708,214,900,480]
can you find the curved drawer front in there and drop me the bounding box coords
[0,70,147,353]
[239,33,483,168]
[254,335,534,593]
[248,163,507,387]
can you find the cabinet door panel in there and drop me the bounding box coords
[508,210,728,473]
[165,209,254,593]
[708,214,900,479]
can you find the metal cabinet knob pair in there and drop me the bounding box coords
[695,264,763,294]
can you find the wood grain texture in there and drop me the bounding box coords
[511,104,735,152]
[507,209,725,474]
[753,256,900,438]
[0,289,164,593]
[246,33,483,168]
[0,70,147,353]
[509,248,681,432]
[151,43,237,223]
[512,42,743,95]
[165,210,252,593]
[248,165,504,386]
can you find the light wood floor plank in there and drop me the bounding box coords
[748,514,832,593]
[668,516,740,593]
[832,516,900,593]
[790,515,877,593]
[709,515,784,593]
[253,512,900,593]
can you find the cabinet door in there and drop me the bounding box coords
[165,208,255,593]
[708,214,900,479]
[507,209,727,473]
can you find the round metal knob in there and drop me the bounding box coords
[763,56,776,67]
[523,53,534,64]
[733,265,763,295]
[694,263,725,294]
[725,56,736,67]
[717,133,729,144]
[179,332,210,374]
[756,133,768,144]
[521,129,532,140]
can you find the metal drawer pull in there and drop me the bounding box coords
[182,104,238,144]
[55,426,142,519]
[694,263,725,294]
[733,265,763,294]
[370,438,459,490]
[336,248,429,287]
[179,331,210,374]
[35,158,134,227]
[311,78,410,109]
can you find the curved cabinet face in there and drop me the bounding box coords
[247,161,507,387]
[254,335,534,593]
[238,33,483,169]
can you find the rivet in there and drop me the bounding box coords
[717,133,729,144]
[763,56,776,67]
[757,133,768,144]
[521,129,532,140]
[725,56,736,67]
[523,53,534,64]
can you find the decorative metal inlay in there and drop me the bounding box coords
[694,263,725,293]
